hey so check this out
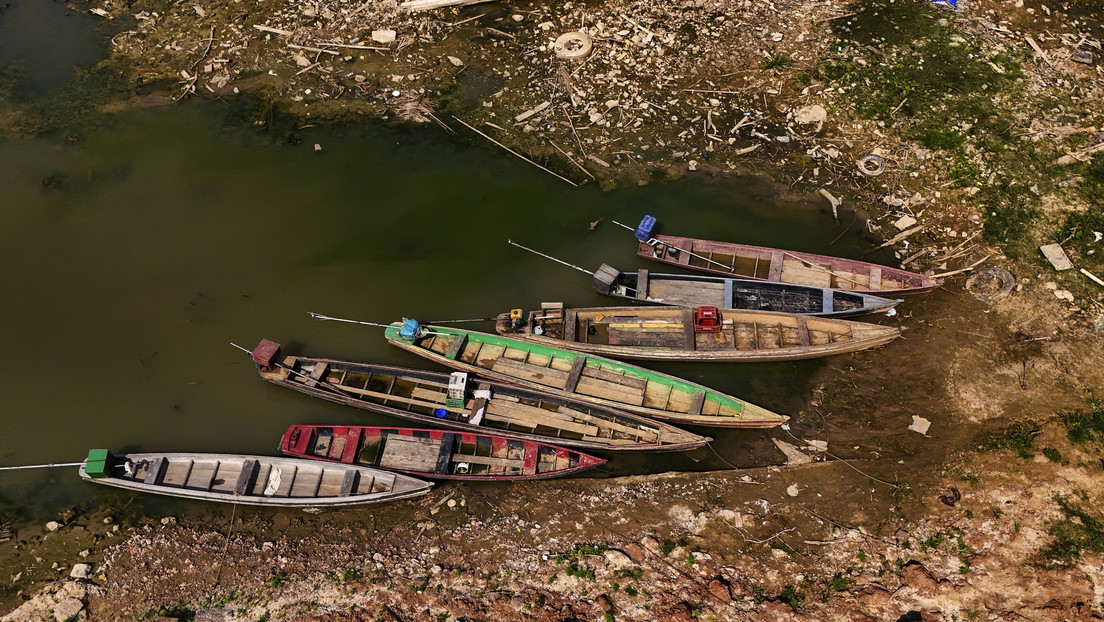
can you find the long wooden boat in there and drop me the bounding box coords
[78,449,432,508]
[630,216,942,295]
[495,303,903,362]
[591,264,901,317]
[251,340,709,452]
[383,322,788,428]
[281,425,606,480]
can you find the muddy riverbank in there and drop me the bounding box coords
[2,0,1104,619]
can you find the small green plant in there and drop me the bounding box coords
[979,421,1040,458]
[1060,395,1104,445]
[857,551,867,562]
[764,54,794,70]
[603,613,615,622]
[922,534,945,550]
[624,585,638,597]
[1043,447,1062,463]
[778,585,804,611]
[1035,494,1104,568]
[829,575,849,591]
[267,573,285,589]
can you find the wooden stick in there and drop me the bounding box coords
[781,251,861,286]
[288,43,340,56]
[313,41,389,51]
[865,225,925,253]
[253,25,294,36]
[189,26,216,71]
[400,0,498,11]
[1081,268,1104,287]
[548,140,596,180]
[452,116,578,186]
[930,254,993,279]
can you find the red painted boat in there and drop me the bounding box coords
[280,425,607,481]
[629,216,942,295]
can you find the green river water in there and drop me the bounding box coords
[0,0,886,521]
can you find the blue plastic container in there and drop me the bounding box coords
[635,215,656,241]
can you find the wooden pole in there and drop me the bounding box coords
[507,240,593,275]
[452,116,579,187]
[0,462,84,471]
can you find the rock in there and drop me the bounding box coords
[69,564,91,580]
[901,561,940,596]
[45,521,62,532]
[595,594,614,613]
[641,536,661,554]
[1054,289,1075,302]
[447,56,463,67]
[688,160,698,171]
[291,53,311,67]
[371,29,396,44]
[602,549,633,568]
[160,516,176,525]
[622,542,647,562]
[707,577,732,602]
[908,415,931,435]
[894,215,918,230]
[794,104,827,125]
[52,597,84,622]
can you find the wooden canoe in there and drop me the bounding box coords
[251,340,709,452]
[281,425,607,480]
[631,217,942,295]
[591,264,901,317]
[495,303,903,362]
[78,450,433,508]
[383,322,788,429]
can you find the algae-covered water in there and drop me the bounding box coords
[0,1,885,522]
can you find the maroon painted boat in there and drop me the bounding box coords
[628,216,942,295]
[280,425,606,480]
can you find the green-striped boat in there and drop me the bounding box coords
[384,320,787,429]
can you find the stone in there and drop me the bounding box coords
[52,597,84,622]
[602,549,633,568]
[69,564,91,580]
[794,104,827,125]
[622,542,647,562]
[371,29,396,44]
[447,56,463,67]
[894,215,918,230]
[707,577,732,602]
[1054,289,1075,302]
[45,521,62,532]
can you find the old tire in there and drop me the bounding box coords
[857,153,887,177]
[554,31,593,60]
[965,266,1015,301]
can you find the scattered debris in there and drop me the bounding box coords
[772,439,813,465]
[908,415,931,435]
[893,215,918,231]
[1040,243,1074,271]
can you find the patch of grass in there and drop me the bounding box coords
[828,575,849,591]
[1060,396,1104,446]
[1043,447,1062,463]
[1035,494,1104,568]
[763,54,794,70]
[778,585,804,611]
[978,421,1041,458]
[922,534,945,551]
[624,585,638,597]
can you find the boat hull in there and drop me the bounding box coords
[383,324,787,429]
[592,265,902,318]
[636,233,942,295]
[253,343,710,452]
[495,305,903,362]
[79,452,432,507]
[280,425,606,480]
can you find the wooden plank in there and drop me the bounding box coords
[338,470,358,497]
[445,334,468,359]
[341,383,469,415]
[768,250,784,281]
[484,402,600,435]
[436,433,457,474]
[233,460,257,495]
[378,435,442,472]
[868,266,882,290]
[144,457,167,485]
[637,269,649,299]
[306,362,329,388]
[576,375,646,405]
[452,453,525,468]
[683,308,695,351]
[581,366,648,390]
[688,391,706,416]
[490,356,569,388]
[187,461,218,491]
[796,316,811,347]
[564,356,587,392]
[564,310,578,343]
